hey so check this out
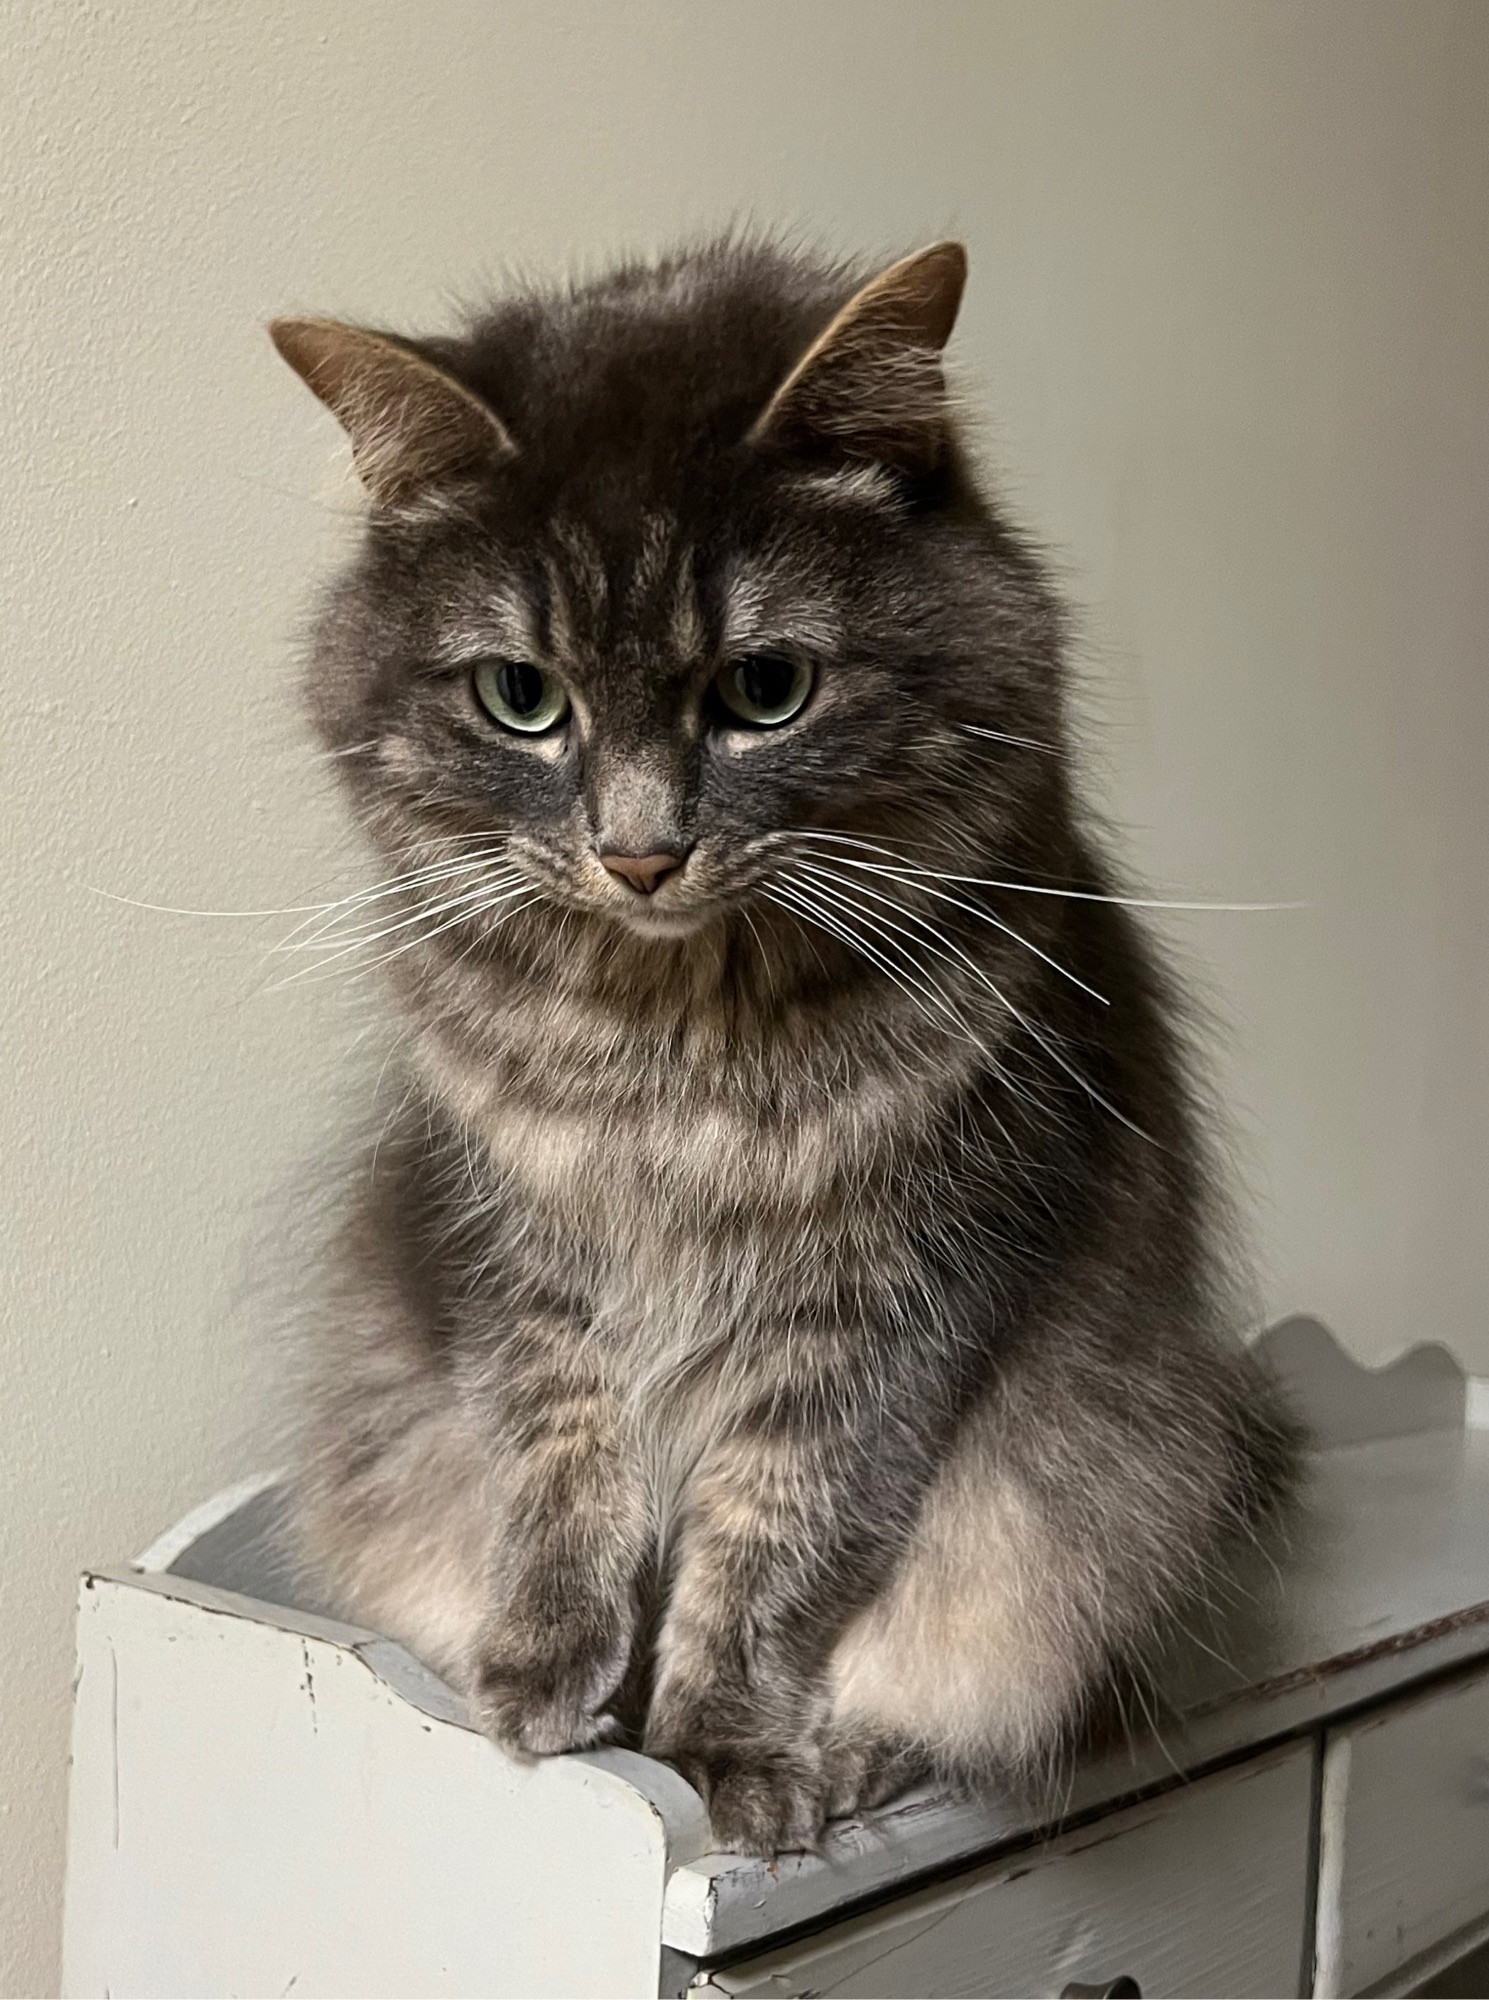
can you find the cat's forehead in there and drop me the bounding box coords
[400,244,930,665]
[436,510,844,674]
[447,250,848,496]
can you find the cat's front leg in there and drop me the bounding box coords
[464,1316,647,1757]
[644,1393,925,1855]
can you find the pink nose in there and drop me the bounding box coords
[599,851,686,895]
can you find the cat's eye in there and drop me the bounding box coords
[472,659,570,735]
[713,651,814,728]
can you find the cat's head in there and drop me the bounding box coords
[274,240,1065,965]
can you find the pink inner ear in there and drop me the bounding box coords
[269,317,516,504]
[750,242,967,470]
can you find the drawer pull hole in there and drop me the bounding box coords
[1061,1981,1141,1998]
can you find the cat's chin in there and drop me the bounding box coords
[606,902,718,942]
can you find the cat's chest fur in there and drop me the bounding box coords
[417,983,958,1331]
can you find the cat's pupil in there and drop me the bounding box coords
[498,661,545,715]
[739,654,794,710]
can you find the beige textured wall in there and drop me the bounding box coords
[3,1,1486,1988]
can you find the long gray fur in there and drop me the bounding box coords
[272,236,1301,1857]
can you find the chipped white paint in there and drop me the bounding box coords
[700,1744,1315,1999]
[130,1470,283,1574]
[1313,1732,1351,1997]
[1312,1668,1489,1997]
[62,1571,708,1999]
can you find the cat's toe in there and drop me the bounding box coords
[822,1729,929,1818]
[711,1764,824,1854]
[470,1663,621,1757]
[657,1743,827,1856]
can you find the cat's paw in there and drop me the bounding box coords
[821,1728,929,1818]
[649,1735,828,1855]
[469,1648,625,1757]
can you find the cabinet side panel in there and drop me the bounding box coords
[61,1578,665,1999]
[61,1581,120,1999]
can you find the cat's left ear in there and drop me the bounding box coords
[751,241,967,473]
[268,317,516,505]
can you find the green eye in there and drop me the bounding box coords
[713,651,814,727]
[473,659,570,734]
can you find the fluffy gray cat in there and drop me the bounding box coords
[270,237,1300,1857]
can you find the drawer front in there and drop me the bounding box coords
[1317,1664,1489,1996]
[706,1741,1314,2000]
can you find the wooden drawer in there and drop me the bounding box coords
[1316,1664,1489,1996]
[702,1741,1314,1999]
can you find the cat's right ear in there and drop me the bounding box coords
[268,318,516,505]
[750,241,967,473]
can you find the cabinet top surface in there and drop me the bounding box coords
[665,1420,1489,1955]
[123,1320,1489,1960]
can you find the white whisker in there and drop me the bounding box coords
[740,908,778,1002]
[771,875,1044,1146]
[959,723,1057,752]
[797,858,1108,1006]
[89,840,517,937]
[274,847,513,951]
[88,887,332,920]
[278,877,529,982]
[795,862,1150,1141]
[792,828,1301,912]
[281,863,521,955]
[766,878,989,1058]
[267,885,540,992]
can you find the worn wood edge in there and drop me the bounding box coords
[131,1468,285,1571]
[78,1565,712,1870]
[694,1741,1315,1994]
[1259,1316,1468,1449]
[664,1612,1489,1960]
[1359,1909,1489,1999]
[1312,1730,1351,1997]
[658,1943,704,1999]
[1207,1596,1489,1716]
[1322,1663,1489,1997]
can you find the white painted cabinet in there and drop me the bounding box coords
[60,1321,1489,1998]
[702,1744,1314,2000]
[62,1567,710,2000]
[1315,1668,1489,1997]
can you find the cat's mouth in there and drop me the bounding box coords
[507,840,770,942]
[612,904,716,940]
[511,862,722,939]
[602,894,719,941]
